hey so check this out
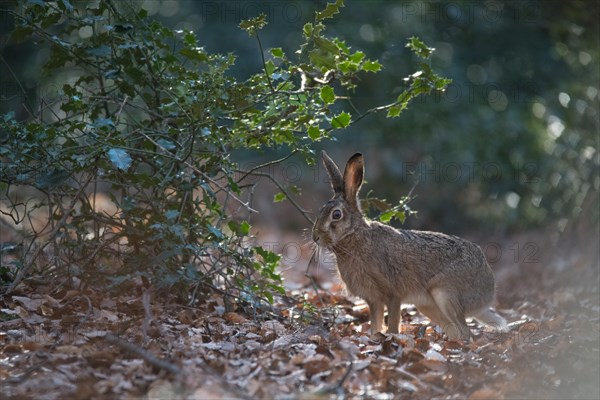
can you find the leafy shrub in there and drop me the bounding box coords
[0,0,448,306]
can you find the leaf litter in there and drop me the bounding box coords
[0,234,598,399]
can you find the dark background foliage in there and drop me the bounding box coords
[131,0,599,236]
[2,1,598,238]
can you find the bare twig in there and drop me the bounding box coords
[236,150,298,183]
[136,130,258,213]
[141,288,159,343]
[236,169,313,225]
[309,343,354,396]
[255,33,275,93]
[116,95,129,122]
[70,295,93,333]
[4,174,95,294]
[104,333,181,375]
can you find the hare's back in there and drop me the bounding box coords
[406,229,487,264]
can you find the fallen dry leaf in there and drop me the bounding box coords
[223,312,247,324]
[468,386,504,399]
[303,354,330,376]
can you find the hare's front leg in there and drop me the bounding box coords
[367,300,384,334]
[386,298,402,334]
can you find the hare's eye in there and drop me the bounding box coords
[331,209,342,220]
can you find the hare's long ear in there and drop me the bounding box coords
[343,153,364,210]
[321,151,343,194]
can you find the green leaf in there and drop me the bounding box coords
[320,86,335,104]
[406,36,435,59]
[255,246,281,264]
[316,0,345,21]
[313,37,339,55]
[387,105,402,118]
[107,148,132,170]
[364,197,391,211]
[263,291,274,304]
[93,117,114,129]
[208,226,224,239]
[265,59,276,75]
[165,210,179,221]
[309,49,336,70]
[349,51,365,63]
[184,31,196,46]
[331,111,351,128]
[337,60,358,73]
[35,169,70,189]
[112,23,134,33]
[239,14,267,37]
[379,210,393,223]
[44,14,63,30]
[271,48,284,58]
[179,47,208,62]
[58,0,74,12]
[3,111,15,122]
[104,69,119,78]
[363,60,382,72]
[308,126,321,140]
[239,221,251,236]
[397,211,407,224]
[333,38,349,54]
[228,220,250,236]
[10,26,34,42]
[303,23,314,37]
[87,45,111,57]
[435,77,452,90]
[156,139,176,150]
[273,192,287,202]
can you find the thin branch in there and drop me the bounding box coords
[115,95,129,122]
[0,54,28,101]
[255,33,275,93]
[4,174,95,294]
[103,333,181,375]
[236,150,298,183]
[136,130,258,213]
[237,169,313,225]
[331,91,413,133]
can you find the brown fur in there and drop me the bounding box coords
[312,151,507,340]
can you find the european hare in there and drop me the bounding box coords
[312,151,507,340]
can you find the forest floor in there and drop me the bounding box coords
[0,229,598,399]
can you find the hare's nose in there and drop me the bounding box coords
[312,231,320,243]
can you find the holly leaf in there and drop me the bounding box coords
[331,111,351,128]
[320,86,335,104]
[107,148,132,171]
[308,126,321,140]
[274,192,287,202]
[316,0,345,21]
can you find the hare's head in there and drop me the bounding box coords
[312,151,366,248]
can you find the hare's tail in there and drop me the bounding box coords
[472,307,509,333]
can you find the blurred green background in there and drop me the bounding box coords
[1,0,598,236]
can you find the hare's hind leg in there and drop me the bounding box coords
[417,302,453,333]
[430,288,471,341]
[472,307,508,333]
[367,300,385,334]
